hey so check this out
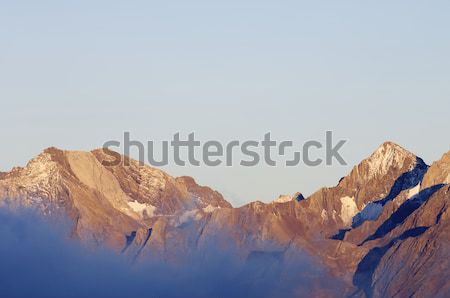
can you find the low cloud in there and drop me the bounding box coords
[0,209,342,298]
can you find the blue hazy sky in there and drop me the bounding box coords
[1,1,449,206]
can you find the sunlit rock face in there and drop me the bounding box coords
[0,147,232,248]
[0,143,449,297]
[421,151,450,189]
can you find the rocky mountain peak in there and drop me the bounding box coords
[336,142,423,198]
[6,149,62,190]
[364,141,417,179]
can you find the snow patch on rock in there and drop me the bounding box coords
[203,204,220,213]
[366,142,414,178]
[408,183,421,199]
[128,200,156,218]
[272,195,293,204]
[20,153,61,192]
[340,196,359,225]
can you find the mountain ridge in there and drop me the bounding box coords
[0,141,449,297]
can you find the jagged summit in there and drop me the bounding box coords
[365,141,419,178]
[371,141,413,157]
[336,141,425,192]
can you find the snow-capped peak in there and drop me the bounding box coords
[365,142,416,178]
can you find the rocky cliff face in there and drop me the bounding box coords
[421,151,450,189]
[0,143,449,297]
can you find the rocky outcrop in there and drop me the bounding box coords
[422,151,450,189]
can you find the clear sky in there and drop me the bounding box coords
[1,1,449,206]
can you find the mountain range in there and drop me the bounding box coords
[0,142,449,297]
